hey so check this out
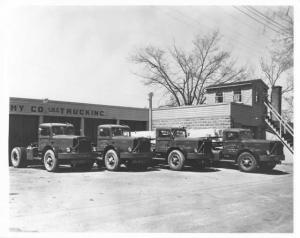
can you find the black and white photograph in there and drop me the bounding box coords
[1,0,297,236]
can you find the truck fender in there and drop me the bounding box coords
[42,145,55,157]
[104,145,119,157]
[167,147,186,158]
[235,149,258,163]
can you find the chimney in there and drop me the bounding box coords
[148,92,153,131]
[271,86,282,116]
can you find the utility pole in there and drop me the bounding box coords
[148,92,153,131]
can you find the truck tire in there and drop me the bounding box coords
[11,147,27,168]
[43,150,59,172]
[168,150,185,171]
[237,152,258,172]
[260,162,276,171]
[104,149,121,171]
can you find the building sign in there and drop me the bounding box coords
[10,104,105,117]
[9,98,149,121]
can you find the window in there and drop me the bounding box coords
[40,127,50,136]
[99,128,110,137]
[233,89,242,102]
[225,132,239,140]
[172,129,187,138]
[215,92,223,103]
[157,129,171,138]
[111,127,131,137]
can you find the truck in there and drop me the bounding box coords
[96,124,153,171]
[10,123,97,172]
[153,127,213,171]
[210,128,285,172]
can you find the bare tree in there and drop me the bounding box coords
[260,55,292,94]
[131,31,248,106]
[260,6,293,121]
[270,7,293,67]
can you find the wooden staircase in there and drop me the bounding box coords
[264,100,293,154]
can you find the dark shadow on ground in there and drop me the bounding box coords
[254,169,290,175]
[23,164,103,173]
[24,163,161,173]
[154,163,220,173]
[212,161,290,175]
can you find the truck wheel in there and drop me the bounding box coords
[104,149,120,171]
[260,162,276,171]
[237,152,257,172]
[10,147,27,168]
[43,150,59,172]
[168,150,185,171]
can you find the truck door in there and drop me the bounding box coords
[222,131,240,160]
[97,127,111,153]
[156,129,171,154]
[38,126,51,151]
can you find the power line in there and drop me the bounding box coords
[168,8,268,56]
[248,6,289,30]
[233,6,283,35]
[244,6,290,34]
[215,6,273,42]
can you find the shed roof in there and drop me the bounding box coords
[206,79,269,91]
[40,123,74,127]
[97,124,130,129]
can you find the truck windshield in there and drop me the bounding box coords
[172,129,187,138]
[239,131,253,139]
[111,127,131,137]
[52,126,75,135]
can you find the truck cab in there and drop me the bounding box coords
[96,124,153,171]
[10,123,97,172]
[212,128,285,172]
[154,127,213,171]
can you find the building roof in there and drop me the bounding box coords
[40,123,74,127]
[223,128,251,132]
[97,124,130,129]
[206,79,269,91]
[155,127,186,130]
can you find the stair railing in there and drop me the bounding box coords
[264,100,294,139]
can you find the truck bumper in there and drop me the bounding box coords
[120,152,154,161]
[258,154,285,163]
[187,152,210,161]
[58,152,97,161]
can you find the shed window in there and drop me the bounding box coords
[99,128,110,137]
[157,129,171,138]
[233,89,242,102]
[40,127,50,136]
[215,92,223,103]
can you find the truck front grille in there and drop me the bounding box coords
[132,138,151,152]
[198,140,213,155]
[73,137,92,153]
[269,141,283,155]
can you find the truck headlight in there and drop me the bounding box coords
[128,147,132,152]
[266,150,270,155]
[194,148,198,153]
[66,147,71,153]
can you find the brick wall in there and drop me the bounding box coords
[153,115,232,129]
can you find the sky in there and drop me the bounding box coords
[5,5,285,108]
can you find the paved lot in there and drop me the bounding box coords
[9,162,293,233]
